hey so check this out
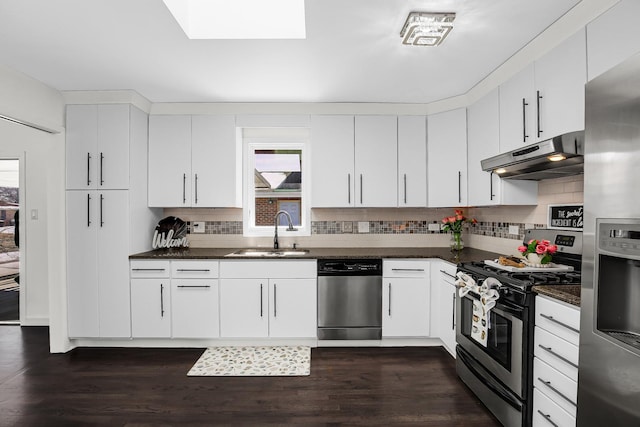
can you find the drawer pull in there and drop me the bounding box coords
[538,345,578,369]
[537,410,559,427]
[391,268,425,272]
[537,377,577,407]
[132,268,166,272]
[176,269,211,272]
[177,285,211,289]
[440,270,457,279]
[540,313,579,334]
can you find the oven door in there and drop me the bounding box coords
[456,291,525,398]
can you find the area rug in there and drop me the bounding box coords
[187,346,311,377]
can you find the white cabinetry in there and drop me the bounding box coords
[427,108,467,207]
[467,89,538,206]
[148,115,238,207]
[66,105,157,339]
[130,261,171,338]
[587,0,640,81]
[66,104,130,190]
[382,260,430,337]
[499,29,586,152]
[533,295,580,426]
[219,261,317,338]
[397,116,427,207]
[431,261,458,357]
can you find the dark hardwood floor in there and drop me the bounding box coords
[0,326,500,426]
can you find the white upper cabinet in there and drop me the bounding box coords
[587,0,640,81]
[354,115,398,207]
[66,104,130,190]
[468,89,538,206]
[499,29,586,152]
[397,116,427,207]
[427,108,467,207]
[310,115,355,207]
[148,115,238,208]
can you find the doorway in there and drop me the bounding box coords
[0,159,19,323]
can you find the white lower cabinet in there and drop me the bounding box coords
[533,295,580,426]
[382,260,431,337]
[131,278,171,338]
[432,260,458,357]
[219,261,317,339]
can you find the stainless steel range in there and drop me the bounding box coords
[455,229,582,427]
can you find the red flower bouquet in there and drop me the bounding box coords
[518,239,558,264]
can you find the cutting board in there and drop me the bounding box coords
[484,259,574,272]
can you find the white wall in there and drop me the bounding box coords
[0,64,68,352]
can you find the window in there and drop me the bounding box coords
[243,128,310,237]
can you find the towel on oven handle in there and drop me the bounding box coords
[455,271,477,297]
[465,276,502,347]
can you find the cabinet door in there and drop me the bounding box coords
[66,190,99,337]
[383,278,430,337]
[398,116,427,207]
[269,278,317,338]
[431,261,457,357]
[131,279,171,338]
[355,115,398,207]
[97,105,130,190]
[499,64,535,152]
[97,190,131,338]
[191,115,239,207]
[148,115,192,207]
[534,29,586,141]
[427,108,468,207]
[310,115,355,207]
[66,105,98,190]
[172,279,220,338]
[219,278,269,338]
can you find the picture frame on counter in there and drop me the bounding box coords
[548,204,583,230]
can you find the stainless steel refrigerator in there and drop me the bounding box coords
[579,52,640,425]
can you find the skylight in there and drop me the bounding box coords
[162,0,306,40]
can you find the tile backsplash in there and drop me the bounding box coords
[164,175,583,249]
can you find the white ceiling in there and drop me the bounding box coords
[0,0,587,104]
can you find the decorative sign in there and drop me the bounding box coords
[548,204,583,230]
[152,216,189,249]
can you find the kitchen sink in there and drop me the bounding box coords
[225,248,310,258]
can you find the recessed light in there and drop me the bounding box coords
[494,168,507,174]
[547,154,567,162]
[400,12,456,46]
[163,0,306,40]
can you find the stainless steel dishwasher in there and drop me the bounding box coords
[317,259,382,340]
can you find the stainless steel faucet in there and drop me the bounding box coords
[274,210,297,249]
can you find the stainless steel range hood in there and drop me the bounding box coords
[481,131,584,180]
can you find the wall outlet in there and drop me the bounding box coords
[428,223,441,231]
[509,225,520,235]
[192,221,205,234]
[358,221,370,233]
[342,221,353,233]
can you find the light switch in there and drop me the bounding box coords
[509,225,520,235]
[30,209,38,220]
[358,221,369,233]
[192,221,205,233]
[428,223,441,231]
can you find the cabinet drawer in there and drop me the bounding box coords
[534,357,577,417]
[220,260,317,279]
[533,388,576,427]
[130,260,170,278]
[171,260,219,279]
[536,296,580,346]
[383,260,430,278]
[534,326,579,381]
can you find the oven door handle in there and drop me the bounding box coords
[457,346,523,411]
[462,293,525,320]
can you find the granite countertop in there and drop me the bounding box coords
[532,284,581,307]
[129,247,502,265]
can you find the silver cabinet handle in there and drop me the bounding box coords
[100,152,104,186]
[388,283,392,316]
[490,171,495,201]
[99,194,104,227]
[182,173,186,204]
[451,293,456,330]
[132,268,166,272]
[537,377,577,407]
[194,173,198,204]
[458,171,462,203]
[539,313,580,334]
[273,283,277,318]
[347,173,351,204]
[176,269,211,272]
[260,283,263,317]
[522,98,529,142]
[177,285,211,289]
[87,193,91,227]
[360,174,363,204]
[160,283,165,317]
[440,270,457,280]
[538,345,578,368]
[403,174,407,204]
[87,152,91,186]
[537,410,559,427]
[537,90,543,138]
[392,268,425,272]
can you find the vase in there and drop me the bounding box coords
[450,231,464,252]
[526,252,551,267]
